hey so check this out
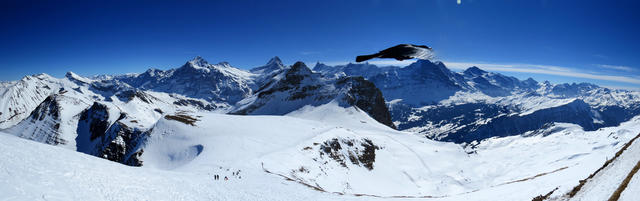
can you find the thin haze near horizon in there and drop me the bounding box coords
[1,0,639,90]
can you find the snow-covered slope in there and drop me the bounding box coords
[559,127,640,201]
[0,71,231,165]
[2,102,640,200]
[0,131,364,201]
[0,74,62,129]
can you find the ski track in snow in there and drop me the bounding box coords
[569,134,640,201]
[619,163,640,201]
[382,134,433,173]
[567,132,640,201]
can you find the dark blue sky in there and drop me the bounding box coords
[1,0,639,89]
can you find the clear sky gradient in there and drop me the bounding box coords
[1,0,639,90]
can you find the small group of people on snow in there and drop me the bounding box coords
[212,167,241,181]
[212,174,227,181]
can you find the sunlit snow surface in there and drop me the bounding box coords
[1,102,639,200]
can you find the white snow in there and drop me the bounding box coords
[2,102,640,200]
[619,167,640,201]
[2,57,640,200]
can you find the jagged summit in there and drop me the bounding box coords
[183,56,234,70]
[406,59,450,73]
[312,62,331,71]
[188,56,209,67]
[17,73,54,82]
[289,61,312,74]
[64,71,92,83]
[65,71,85,79]
[463,66,487,76]
[267,56,283,66]
[250,56,287,75]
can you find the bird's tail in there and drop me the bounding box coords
[356,54,379,62]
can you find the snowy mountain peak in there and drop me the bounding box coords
[267,56,283,66]
[185,56,232,69]
[312,62,331,71]
[405,59,468,88]
[188,56,209,67]
[215,61,232,68]
[143,68,161,76]
[250,56,287,75]
[522,77,538,86]
[409,59,449,73]
[463,66,487,77]
[289,61,314,76]
[19,73,53,82]
[65,71,92,83]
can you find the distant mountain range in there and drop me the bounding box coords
[313,59,640,143]
[1,56,640,166]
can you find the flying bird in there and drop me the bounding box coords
[356,44,433,62]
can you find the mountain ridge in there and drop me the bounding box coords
[2,56,640,149]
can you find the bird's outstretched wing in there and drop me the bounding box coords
[355,44,434,62]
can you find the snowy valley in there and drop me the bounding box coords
[1,56,640,200]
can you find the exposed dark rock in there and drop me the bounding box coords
[318,138,380,170]
[173,99,217,111]
[100,122,148,166]
[30,96,60,122]
[320,138,347,168]
[76,102,150,166]
[358,139,379,170]
[116,89,154,103]
[17,95,66,145]
[78,102,110,141]
[337,77,396,129]
[164,114,199,126]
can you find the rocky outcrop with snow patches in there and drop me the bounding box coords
[76,102,148,166]
[5,95,66,145]
[232,61,395,129]
[0,74,60,129]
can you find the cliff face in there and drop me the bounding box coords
[76,102,148,166]
[336,76,395,129]
[6,95,66,145]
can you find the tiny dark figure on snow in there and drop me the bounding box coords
[224,176,228,181]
